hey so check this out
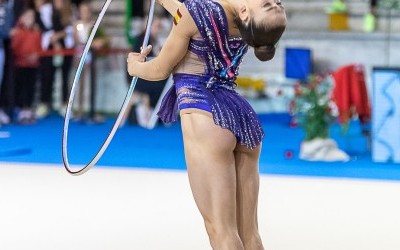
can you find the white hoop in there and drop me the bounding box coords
[62,0,156,176]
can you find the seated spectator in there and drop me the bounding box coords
[326,0,348,13]
[123,16,167,127]
[364,0,379,32]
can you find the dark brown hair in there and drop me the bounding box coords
[235,16,286,61]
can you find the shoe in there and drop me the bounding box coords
[17,110,28,124]
[0,109,10,124]
[18,110,36,125]
[26,109,36,124]
[59,104,67,117]
[136,103,150,127]
[92,114,105,123]
[35,104,49,119]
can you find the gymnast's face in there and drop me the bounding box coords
[238,0,286,28]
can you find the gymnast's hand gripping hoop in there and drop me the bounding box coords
[62,0,156,176]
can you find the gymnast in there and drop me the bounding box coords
[127,0,286,249]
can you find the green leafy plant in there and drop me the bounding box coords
[292,75,338,141]
[379,0,400,10]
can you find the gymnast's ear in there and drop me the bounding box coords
[237,3,250,23]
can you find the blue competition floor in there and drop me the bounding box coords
[1,113,399,181]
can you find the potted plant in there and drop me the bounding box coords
[291,75,349,162]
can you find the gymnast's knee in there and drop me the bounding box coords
[203,220,244,249]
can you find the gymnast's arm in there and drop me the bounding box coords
[156,0,182,16]
[127,6,196,81]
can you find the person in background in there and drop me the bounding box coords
[34,0,64,118]
[11,8,41,124]
[364,0,379,32]
[53,0,75,116]
[75,1,109,59]
[326,0,348,13]
[0,0,13,126]
[73,0,109,120]
[370,0,379,14]
[123,15,167,127]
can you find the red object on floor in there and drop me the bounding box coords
[285,150,294,159]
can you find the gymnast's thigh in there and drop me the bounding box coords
[180,111,238,225]
[180,110,237,156]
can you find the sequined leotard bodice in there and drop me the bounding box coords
[158,0,264,149]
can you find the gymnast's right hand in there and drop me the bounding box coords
[127,45,153,76]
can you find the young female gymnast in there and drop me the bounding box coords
[127,0,287,249]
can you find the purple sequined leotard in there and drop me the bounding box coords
[157,0,264,149]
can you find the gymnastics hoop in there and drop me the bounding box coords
[62,0,156,176]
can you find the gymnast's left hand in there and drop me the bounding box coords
[127,45,153,76]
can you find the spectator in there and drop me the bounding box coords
[11,8,41,124]
[123,15,167,127]
[73,0,109,121]
[75,1,109,52]
[0,0,13,126]
[34,0,64,118]
[53,0,76,116]
[326,0,348,13]
[364,0,379,32]
[370,0,379,15]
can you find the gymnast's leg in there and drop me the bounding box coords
[181,112,244,250]
[234,144,264,250]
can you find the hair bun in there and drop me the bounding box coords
[254,45,276,62]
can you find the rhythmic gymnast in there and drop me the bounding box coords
[127,0,286,249]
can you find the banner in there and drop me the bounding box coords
[372,67,400,163]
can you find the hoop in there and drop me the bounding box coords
[62,0,156,176]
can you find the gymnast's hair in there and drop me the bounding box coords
[234,16,287,61]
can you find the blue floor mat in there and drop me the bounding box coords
[1,113,399,181]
